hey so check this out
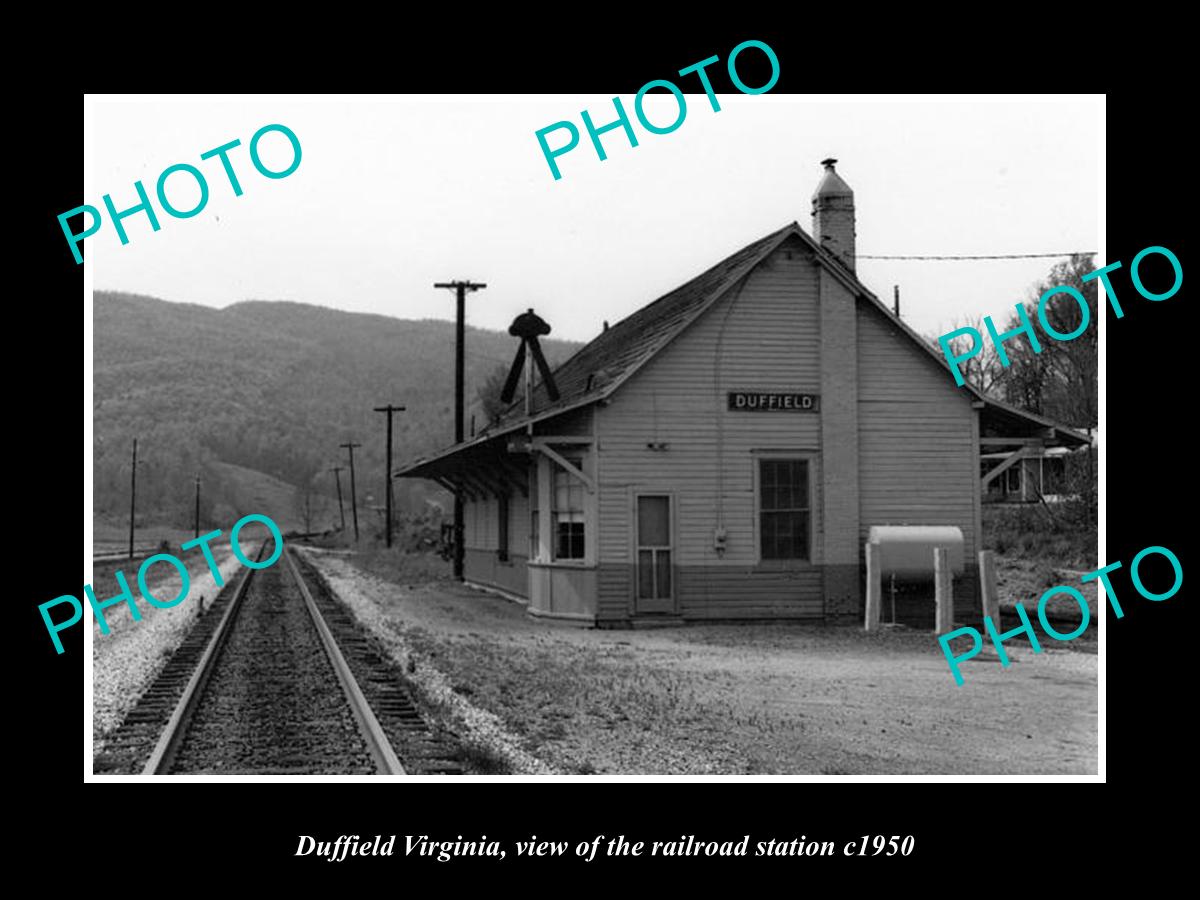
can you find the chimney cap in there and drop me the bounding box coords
[813,158,854,202]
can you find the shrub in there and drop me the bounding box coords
[984,492,1096,569]
[457,739,515,774]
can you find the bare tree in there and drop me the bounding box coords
[301,486,314,534]
[1027,254,1098,429]
[930,315,1003,396]
[293,468,320,535]
[933,255,1098,429]
[475,362,511,423]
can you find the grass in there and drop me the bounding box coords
[88,537,234,603]
[984,503,1100,637]
[456,738,517,774]
[984,503,1096,569]
[349,546,453,586]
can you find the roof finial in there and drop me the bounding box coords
[821,157,838,170]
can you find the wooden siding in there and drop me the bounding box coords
[596,236,826,621]
[529,563,596,619]
[856,301,979,560]
[462,485,530,554]
[464,549,529,597]
[463,485,532,598]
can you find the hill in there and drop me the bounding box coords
[93,292,580,532]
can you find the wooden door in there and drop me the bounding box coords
[635,494,674,613]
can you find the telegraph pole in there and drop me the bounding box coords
[373,404,406,548]
[433,280,487,579]
[128,437,138,559]
[329,466,346,532]
[340,441,362,541]
[194,474,201,540]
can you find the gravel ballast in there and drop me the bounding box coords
[91,546,246,755]
[299,548,555,775]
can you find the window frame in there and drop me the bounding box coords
[630,490,677,614]
[635,492,674,604]
[551,454,587,562]
[529,459,540,561]
[1006,465,1021,495]
[753,452,817,565]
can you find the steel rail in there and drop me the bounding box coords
[283,547,406,775]
[141,543,264,775]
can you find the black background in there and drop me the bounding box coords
[18,19,1188,885]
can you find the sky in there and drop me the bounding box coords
[86,95,1100,343]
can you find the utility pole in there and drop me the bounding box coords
[128,437,138,559]
[340,441,362,541]
[194,474,201,540]
[329,466,346,532]
[373,404,406,548]
[434,280,487,579]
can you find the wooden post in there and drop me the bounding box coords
[934,547,953,635]
[434,280,487,580]
[340,442,362,541]
[864,541,881,631]
[329,466,346,532]
[979,549,999,625]
[373,404,406,548]
[129,437,138,559]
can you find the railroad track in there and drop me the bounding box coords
[93,543,461,775]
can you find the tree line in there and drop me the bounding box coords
[932,254,1098,431]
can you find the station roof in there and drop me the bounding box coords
[396,222,1092,481]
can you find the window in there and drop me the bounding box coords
[759,459,811,560]
[552,457,586,560]
[637,495,672,600]
[1006,466,1021,494]
[497,493,509,562]
[529,462,540,559]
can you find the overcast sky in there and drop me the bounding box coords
[86,95,1100,343]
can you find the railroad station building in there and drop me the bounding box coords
[395,161,1091,626]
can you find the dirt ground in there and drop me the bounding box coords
[307,551,1098,776]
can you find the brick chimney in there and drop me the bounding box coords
[812,158,855,271]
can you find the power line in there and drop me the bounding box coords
[857,251,1094,261]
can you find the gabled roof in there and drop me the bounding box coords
[396,220,1090,477]
[487,222,800,431]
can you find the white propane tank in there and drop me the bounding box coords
[868,525,965,579]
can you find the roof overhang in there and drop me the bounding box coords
[393,398,598,481]
[394,430,533,499]
[976,397,1093,449]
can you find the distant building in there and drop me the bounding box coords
[396,161,1090,626]
[982,433,1096,504]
